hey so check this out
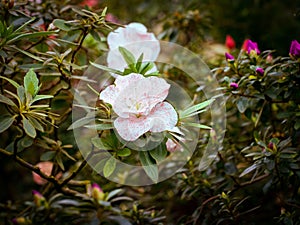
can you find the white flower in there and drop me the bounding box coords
[107,23,160,75]
[100,73,177,141]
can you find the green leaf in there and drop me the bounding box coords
[40,151,56,161]
[7,31,57,44]
[149,144,167,163]
[28,116,44,132]
[106,188,123,201]
[0,75,20,88]
[17,86,26,105]
[53,19,72,31]
[117,148,131,157]
[180,99,214,118]
[139,151,158,183]
[85,123,114,130]
[103,156,116,178]
[182,122,211,129]
[31,94,53,105]
[0,115,15,133]
[91,137,113,150]
[236,97,249,113]
[0,94,17,107]
[24,69,39,97]
[118,46,136,68]
[12,46,44,62]
[90,61,123,75]
[22,117,36,138]
[239,163,261,177]
[67,116,94,130]
[56,153,65,171]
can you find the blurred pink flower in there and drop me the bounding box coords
[107,23,160,75]
[289,40,300,58]
[225,35,235,50]
[100,73,177,141]
[32,161,61,185]
[80,0,99,8]
[229,82,238,89]
[242,39,260,54]
[106,13,119,23]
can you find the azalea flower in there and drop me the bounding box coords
[225,35,235,50]
[32,161,62,185]
[100,73,178,141]
[107,23,160,75]
[289,40,300,58]
[242,39,260,54]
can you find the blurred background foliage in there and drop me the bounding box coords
[102,0,300,55]
[0,0,300,224]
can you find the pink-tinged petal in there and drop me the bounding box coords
[148,102,178,132]
[114,73,144,88]
[114,115,152,141]
[99,84,118,105]
[100,73,143,105]
[166,139,179,152]
[113,76,170,118]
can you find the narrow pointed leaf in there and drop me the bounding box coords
[0,115,15,133]
[139,151,158,183]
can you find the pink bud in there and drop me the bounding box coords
[225,35,235,50]
[229,82,238,89]
[256,67,264,75]
[225,52,235,61]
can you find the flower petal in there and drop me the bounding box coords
[100,73,143,105]
[114,115,152,141]
[148,102,178,132]
[113,76,170,118]
[107,22,160,73]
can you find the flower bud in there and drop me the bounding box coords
[229,82,238,89]
[242,39,260,54]
[289,40,300,58]
[225,52,235,61]
[32,190,47,208]
[12,217,31,225]
[91,183,105,201]
[256,67,264,75]
[225,35,235,50]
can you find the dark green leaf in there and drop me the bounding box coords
[28,116,44,132]
[103,156,116,178]
[56,153,65,171]
[139,151,158,183]
[0,75,20,88]
[41,151,56,161]
[0,115,15,133]
[149,144,167,163]
[22,117,36,138]
[0,94,17,107]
